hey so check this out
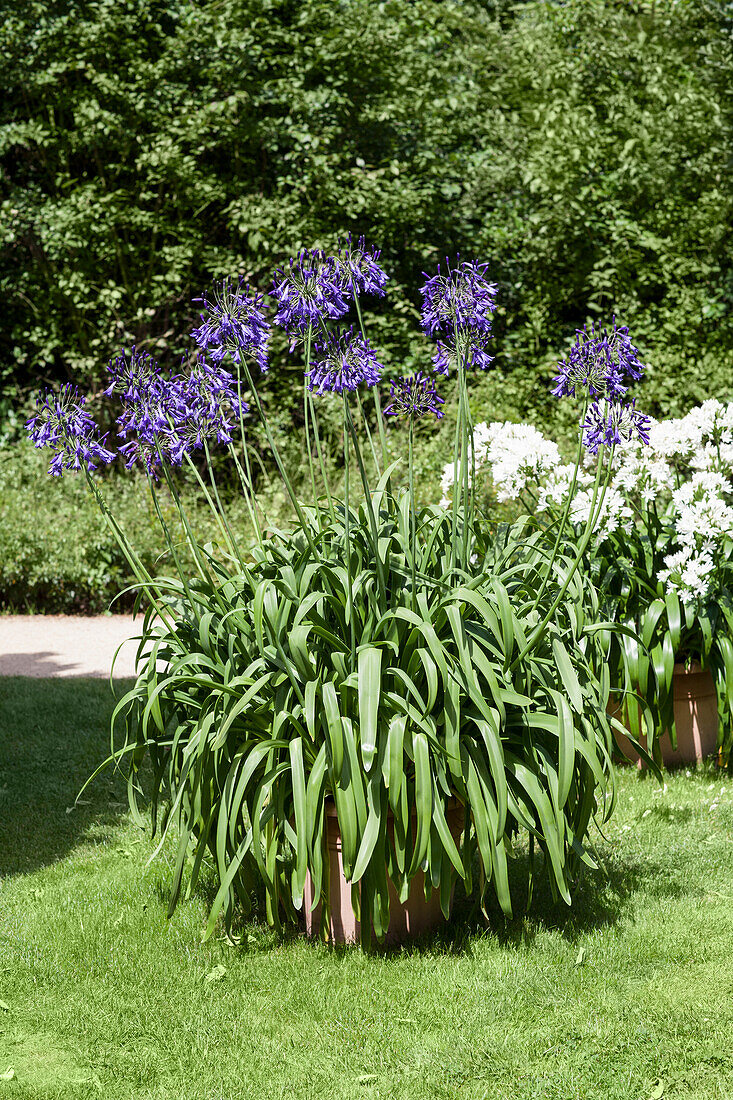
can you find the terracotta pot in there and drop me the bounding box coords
[613,662,719,768]
[303,800,464,946]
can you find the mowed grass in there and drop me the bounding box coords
[1,679,732,1100]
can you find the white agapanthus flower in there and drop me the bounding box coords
[569,486,632,536]
[659,545,718,602]
[436,401,733,602]
[439,420,561,504]
[537,463,584,511]
[483,422,561,501]
[647,420,697,462]
[672,472,733,548]
[612,449,669,505]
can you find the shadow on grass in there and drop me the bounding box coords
[181,829,675,960]
[0,677,135,876]
[395,845,666,958]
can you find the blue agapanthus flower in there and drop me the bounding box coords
[433,325,494,375]
[582,399,651,455]
[106,348,173,473]
[192,278,270,373]
[168,359,249,462]
[334,235,388,299]
[420,258,497,375]
[26,384,116,476]
[420,258,498,338]
[553,320,645,402]
[107,348,248,472]
[383,371,445,420]
[272,249,349,341]
[307,327,383,395]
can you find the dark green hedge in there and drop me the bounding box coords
[2,0,733,431]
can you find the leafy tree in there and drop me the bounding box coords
[1,0,732,431]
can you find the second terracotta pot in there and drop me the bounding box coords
[613,662,719,767]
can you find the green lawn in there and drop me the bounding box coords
[1,678,732,1100]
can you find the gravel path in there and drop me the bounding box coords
[0,615,141,678]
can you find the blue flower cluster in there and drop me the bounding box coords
[106,348,247,475]
[192,279,270,374]
[384,372,445,421]
[308,328,383,395]
[272,250,349,342]
[26,384,115,476]
[552,321,645,401]
[271,239,388,347]
[582,399,651,455]
[421,258,498,376]
[335,234,389,299]
[554,321,649,453]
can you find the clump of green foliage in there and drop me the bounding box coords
[0,444,265,612]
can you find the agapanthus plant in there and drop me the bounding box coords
[30,247,647,948]
[192,278,270,373]
[450,401,733,765]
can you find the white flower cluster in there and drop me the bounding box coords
[440,400,733,602]
[439,422,560,506]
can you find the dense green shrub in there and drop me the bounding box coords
[0,445,262,612]
[2,0,732,431]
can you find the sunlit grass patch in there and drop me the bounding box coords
[1,679,732,1100]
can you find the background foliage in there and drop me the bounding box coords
[2,0,733,423]
[3,0,733,611]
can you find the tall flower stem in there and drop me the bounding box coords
[342,395,355,663]
[306,388,336,522]
[408,416,417,608]
[157,460,214,584]
[238,360,318,555]
[157,465,236,622]
[449,375,463,576]
[351,287,387,472]
[530,396,589,613]
[226,441,265,548]
[148,475,203,616]
[201,440,245,565]
[83,470,173,628]
[344,400,387,609]
[181,448,240,565]
[355,387,381,480]
[510,444,614,671]
[458,350,473,571]
[233,365,264,547]
[302,325,321,524]
[302,320,336,522]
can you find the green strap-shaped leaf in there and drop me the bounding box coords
[304,678,319,741]
[474,713,507,840]
[552,637,583,714]
[443,676,462,783]
[551,688,575,809]
[431,780,463,876]
[491,578,514,665]
[356,645,381,772]
[386,715,406,813]
[322,680,344,778]
[352,773,384,881]
[665,591,682,652]
[341,716,368,831]
[506,753,570,904]
[408,732,432,878]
